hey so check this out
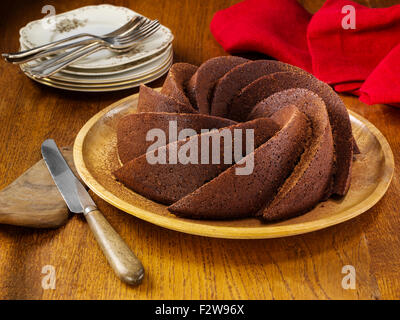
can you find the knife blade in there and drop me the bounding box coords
[41,139,144,285]
[41,139,95,213]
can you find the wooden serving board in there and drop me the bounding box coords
[73,92,395,239]
[0,147,75,228]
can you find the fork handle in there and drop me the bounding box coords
[29,43,105,78]
[84,207,144,286]
[6,38,101,64]
[2,32,94,61]
[29,42,100,72]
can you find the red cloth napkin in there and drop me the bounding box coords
[210,0,313,72]
[210,0,400,106]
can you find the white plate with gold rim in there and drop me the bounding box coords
[19,4,174,70]
[24,56,173,92]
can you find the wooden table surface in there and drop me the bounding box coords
[0,0,399,300]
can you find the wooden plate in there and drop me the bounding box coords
[73,91,394,239]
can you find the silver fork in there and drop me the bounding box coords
[16,17,151,66]
[27,21,161,78]
[25,18,153,70]
[3,16,144,63]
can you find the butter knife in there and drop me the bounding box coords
[41,139,144,285]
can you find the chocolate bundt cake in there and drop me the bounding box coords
[113,57,357,221]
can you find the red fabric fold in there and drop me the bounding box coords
[359,43,400,106]
[210,0,312,72]
[210,0,400,106]
[308,0,400,85]
[334,82,363,93]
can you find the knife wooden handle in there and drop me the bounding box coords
[84,208,144,286]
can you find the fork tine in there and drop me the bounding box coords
[116,19,157,41]
[118,22,160,44]
[132,24,160,41]
[104,16,143,37]
[119,16,149,36]
[134,24,161,41]
[117,20,160,43]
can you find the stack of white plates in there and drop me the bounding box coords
[19,5,174,92]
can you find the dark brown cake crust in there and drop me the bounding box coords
[210,60,298,118]
[187,56,248,114]
[138,85,197,114]
[161,63,198,109]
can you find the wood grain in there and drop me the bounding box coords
[0,148,73,228]
[0,0,400,300]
